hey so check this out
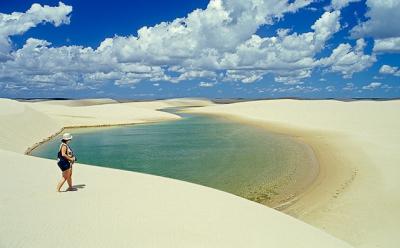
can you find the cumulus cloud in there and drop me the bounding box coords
[329,0,361,10]
[2,0,323,90]
[0,2,72,60]
[0,36,167,90]
[351,0,400,39]
[173,70,218,83]
[218,10,341,83]
[362,82,381,90]
[271,85,320,93]
[274,70,310,84]
[317,39,376,78]
[373,37,400,53]
[222,69,267,83]
[350,0,400,54]
[102,0,312,64]
[0,0,380,93]
[379,65,400,76]
[199,81,215,87]
[96,0,324,84]
[342,82,357,91]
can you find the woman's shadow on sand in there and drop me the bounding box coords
[64,184,86,192]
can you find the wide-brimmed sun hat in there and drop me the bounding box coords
[62,133,73,141]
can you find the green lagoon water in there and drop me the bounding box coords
[31,108,318,206]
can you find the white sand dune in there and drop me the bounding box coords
[185,99,400,248]
[27,98,213,130]
[0,98,353,248]
[0,98,62,153]
[35,98,119,106]
[115,98,215,110]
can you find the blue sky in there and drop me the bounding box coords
[0,0,399,99]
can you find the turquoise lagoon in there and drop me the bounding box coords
[31,109,318,207]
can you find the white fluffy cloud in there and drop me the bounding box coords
[97,3,343,85]
[2,0,323,90]
[0,36,167,89]
[101,0,312,64]
[362,82,381,90]
[351,0,400,54]
[329,0,361,10]
[271,85,320,93]
[352,0,400,39]
[223,70,267,83]
[342,82,357,91]
[379,65,400,76]
[215,10,341,83]
[0,2,72,60]
[317,39,376,78]
[199,82,215,87]
[373,37,400,53]
[0,0,381,93]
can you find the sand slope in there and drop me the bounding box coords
[0,99,62,153]
[0,98,352,248]
[186,99,400,248]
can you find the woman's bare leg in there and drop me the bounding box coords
[66,168,73,189]
[70,166,73,186]
[57,170,69,192]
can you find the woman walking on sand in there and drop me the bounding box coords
[56,133,77,192]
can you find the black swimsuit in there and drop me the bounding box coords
[57,144,73,171]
